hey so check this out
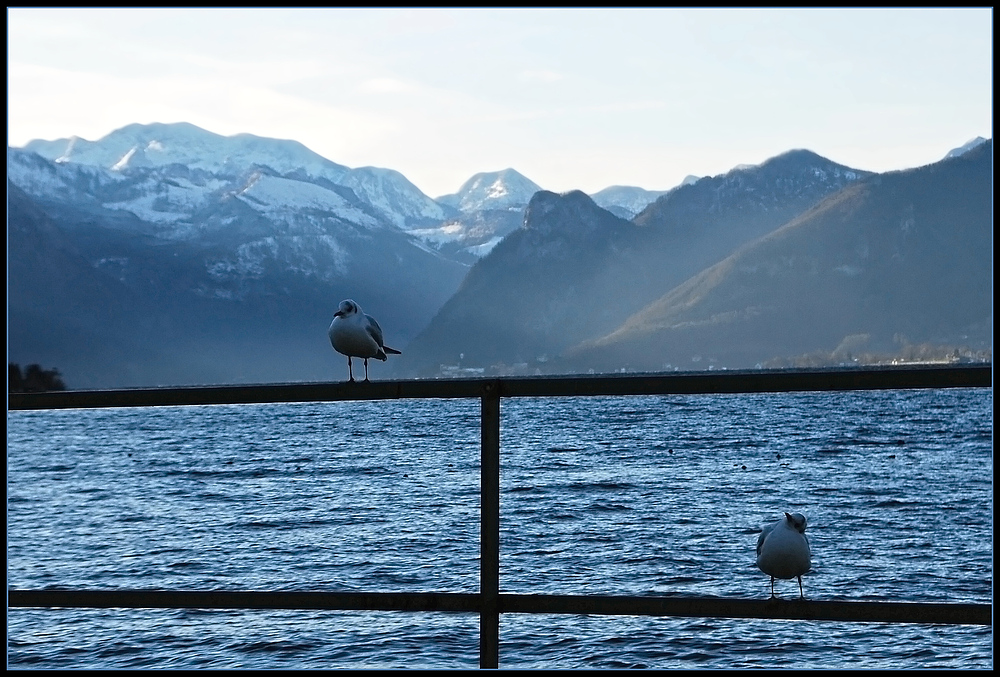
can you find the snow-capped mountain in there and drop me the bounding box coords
[590,175,701,219]
[436,168,542,212]
[336,166,451,229]
[11,120,677,292]
[403,169,542,263]
[590,185,672,219]
[416,168,679,261]
[7,144,385,244]
[22,122,448,232]
[7,123,473,388]
[26,121,350,182]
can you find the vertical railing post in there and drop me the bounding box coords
[480,380,501,669]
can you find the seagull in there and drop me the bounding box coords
[328,299,401,382]
[756,512,811,598]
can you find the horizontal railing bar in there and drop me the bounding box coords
[7,379,484,410]
[7,364,991,410]
[8,590,990,626]
[499,594,992,626]
[498,364,992,398]
[7,590,480,613]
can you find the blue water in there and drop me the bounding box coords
[7,388,993,669]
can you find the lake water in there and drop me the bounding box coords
[7,387,993,669]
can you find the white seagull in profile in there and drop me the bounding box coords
[328,299,401,382]
[756,512,812,598]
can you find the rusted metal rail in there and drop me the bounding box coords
[7,364,994,669]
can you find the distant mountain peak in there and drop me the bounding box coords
[522,189,627,239]
[23,121,351,184]
[590,184,672,219]
[436,168,542,213]
[772,148,825,162]
[726,149,835,176]
[945,136,988,159]
[524,188,591,218]
[17,121,455,231]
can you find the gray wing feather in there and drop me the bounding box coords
[756,523,773,557]
[364,314,386,348]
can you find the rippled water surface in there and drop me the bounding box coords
[7,387,993,669]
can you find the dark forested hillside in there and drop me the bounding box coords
[565,141,992,372]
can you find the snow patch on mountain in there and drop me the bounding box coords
[7,148,126,205]
[407,222,467,246]
[235,173,381,228]
[105,174,231,224]
[201,227,352,293]
[338,166,449,228]
[467,236,504,257]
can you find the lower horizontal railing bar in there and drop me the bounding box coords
[9,590,990,626]
[7,590,480,613]
[499,594,992,626]
[8,364,991,411]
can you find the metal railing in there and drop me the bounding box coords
[8,364,994,669]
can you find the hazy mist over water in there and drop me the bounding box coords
[7,388,992,669]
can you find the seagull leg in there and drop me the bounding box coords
[798,575,804,599]
[364,358,370,382]
[347,357,355,382]
[770,576,776,598]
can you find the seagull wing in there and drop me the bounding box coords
[364,313,400,355]
[364,314,386,349]
[756,524,773,557]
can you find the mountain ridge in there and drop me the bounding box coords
[393,147,886,376]
[564,140,993,372]
[8,123,991,387]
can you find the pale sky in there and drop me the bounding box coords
[6,7,993,198]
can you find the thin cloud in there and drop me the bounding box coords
[518,70,564,83]
[360,78,422,94]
